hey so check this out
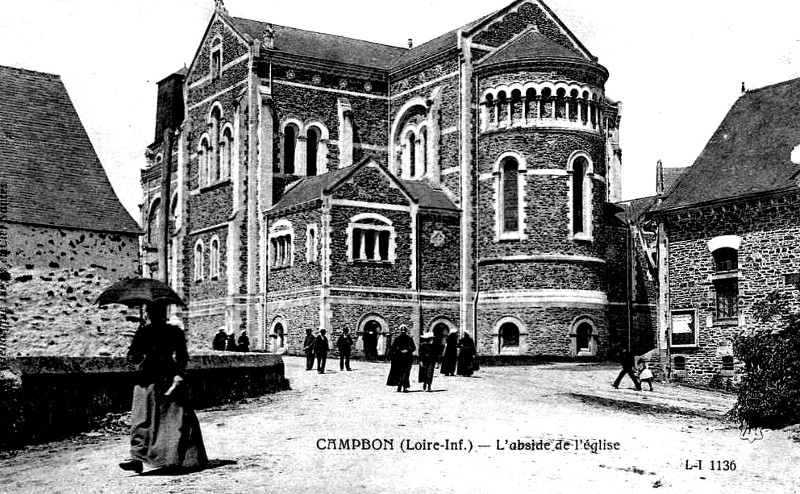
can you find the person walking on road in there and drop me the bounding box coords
[337,328,354,371]
[303,328,316,371]
[440,332,458,376]
[456,332,476,377]
[418,332,440,391]
[119,302,207,474]
[612,347,642,390]
[315,329,330,374]
[386,325,416,392]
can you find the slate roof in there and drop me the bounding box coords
[231,17,407,70]
[657,78,800,211]
[477,30,585,66]
[270,159,458,214]
[660,167,687,196]
[0,65,140,234]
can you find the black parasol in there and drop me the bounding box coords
[95,277,185,307]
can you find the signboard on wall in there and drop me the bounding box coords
[670,309,698,347]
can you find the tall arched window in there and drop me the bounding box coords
[210,107,222,183]
[306,126,319,176]
[571,318,596,356]
[570,154,592,238]
[510,89,522,123]
[210,236,220,279]
[147,199,161,247]
[712,247,739,319]
[194,240,204,281]
[498,91,508,124]
[501,157,519,234]
[419,127,428,177]
[221,127,233,180]
[499,322,520,351]
[407,132,416,178]
[198,138,210,187]
[284,124,297,174]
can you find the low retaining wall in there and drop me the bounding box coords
[0,353,287,449]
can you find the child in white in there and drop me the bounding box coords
[637,358,654,391]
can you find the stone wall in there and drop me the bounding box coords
[664,193,800,387]
[7,223,140,357]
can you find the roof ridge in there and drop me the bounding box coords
[232,16,407,51]
[744,76,800,96]
[0,64,61,80]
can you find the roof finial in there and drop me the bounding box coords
[741,81,746,94]
[408,38,413,49]
[263,24,275,49]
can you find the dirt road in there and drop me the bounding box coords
[1,357,797,493]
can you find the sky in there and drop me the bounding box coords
[2,0,800,221]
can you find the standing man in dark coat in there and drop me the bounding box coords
[336,328,354,371]
[303,328,316,371]
[386,325,416,392]
[237,330,250,352]
[315,329,330,374]
[418,332,441,391]
[440,332,458,376]
[212,327,227,351]
[456,332,476,377]
[612,347,642,390]
[226,332,238,352]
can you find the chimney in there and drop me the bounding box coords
[741,82,746,94]
[408,38,413,49]
[656,159,664,196]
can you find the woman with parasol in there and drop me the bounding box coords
[96,278,207,474]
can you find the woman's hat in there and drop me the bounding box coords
[421,331,435,339]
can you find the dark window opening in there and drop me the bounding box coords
[722,356,734,371]
[576,322,592,351]
[714,247,738,272]
[502,158,519,233]
[408,133,416,178]
[499,322,520,349]
[211,49,221,78]
[673,356,686,371]
[284,125,297,174]
[306,127,319,176]
[572,157,587,234]
[715,279,738,319]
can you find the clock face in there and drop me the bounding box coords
[430,230,445,247]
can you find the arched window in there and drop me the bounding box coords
[525,88,537,120]
[194,240,204,281]
[485,94,495,127]
[501,157,519,234]
[210,236,220,279]
[306,224,318,263]
[407,131,416,178]
[220,126,233,180]
[284,124,297,174]
[210,38,222,79]
[306,126,320,176]
[570,154,592,239]
[569,89,579,121]
[499,322,520,351]
[348,214,395,263]
[576,322,592,352]
[419,127,428,176]
[147,199,161,247]
[541,87,552,118]
[270,320,286,353]
[555,88,566,119]
[498,91,508,124]
[511,89,522,123]
[269,221,294,270]
[210,107,222,183]
[198,137,210,187]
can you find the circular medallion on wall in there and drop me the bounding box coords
[286,70,295,80]
[430,230,445,248]
[364,81,372,92]
[312,74,322,85]
[339,79,348,89]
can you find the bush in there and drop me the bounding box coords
[734,291,800,430]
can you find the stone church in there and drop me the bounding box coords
[142,0,654,358]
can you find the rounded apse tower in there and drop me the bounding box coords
[473,33,620,359]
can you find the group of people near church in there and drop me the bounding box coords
[212,327,250,352]
[386,326,478,392]
[300,324,479,392]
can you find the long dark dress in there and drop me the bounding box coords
[418,341,441,387]
[440,333,458,376]
[456,333,476,377]
[127,322,207,469]
[386,333,416,389]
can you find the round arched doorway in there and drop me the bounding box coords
[361,319,383,360]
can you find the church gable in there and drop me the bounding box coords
[185,11,251,86]
[329,159,412,207]
[467,0,594,63]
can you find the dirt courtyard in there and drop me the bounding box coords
[1,357,798,493]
